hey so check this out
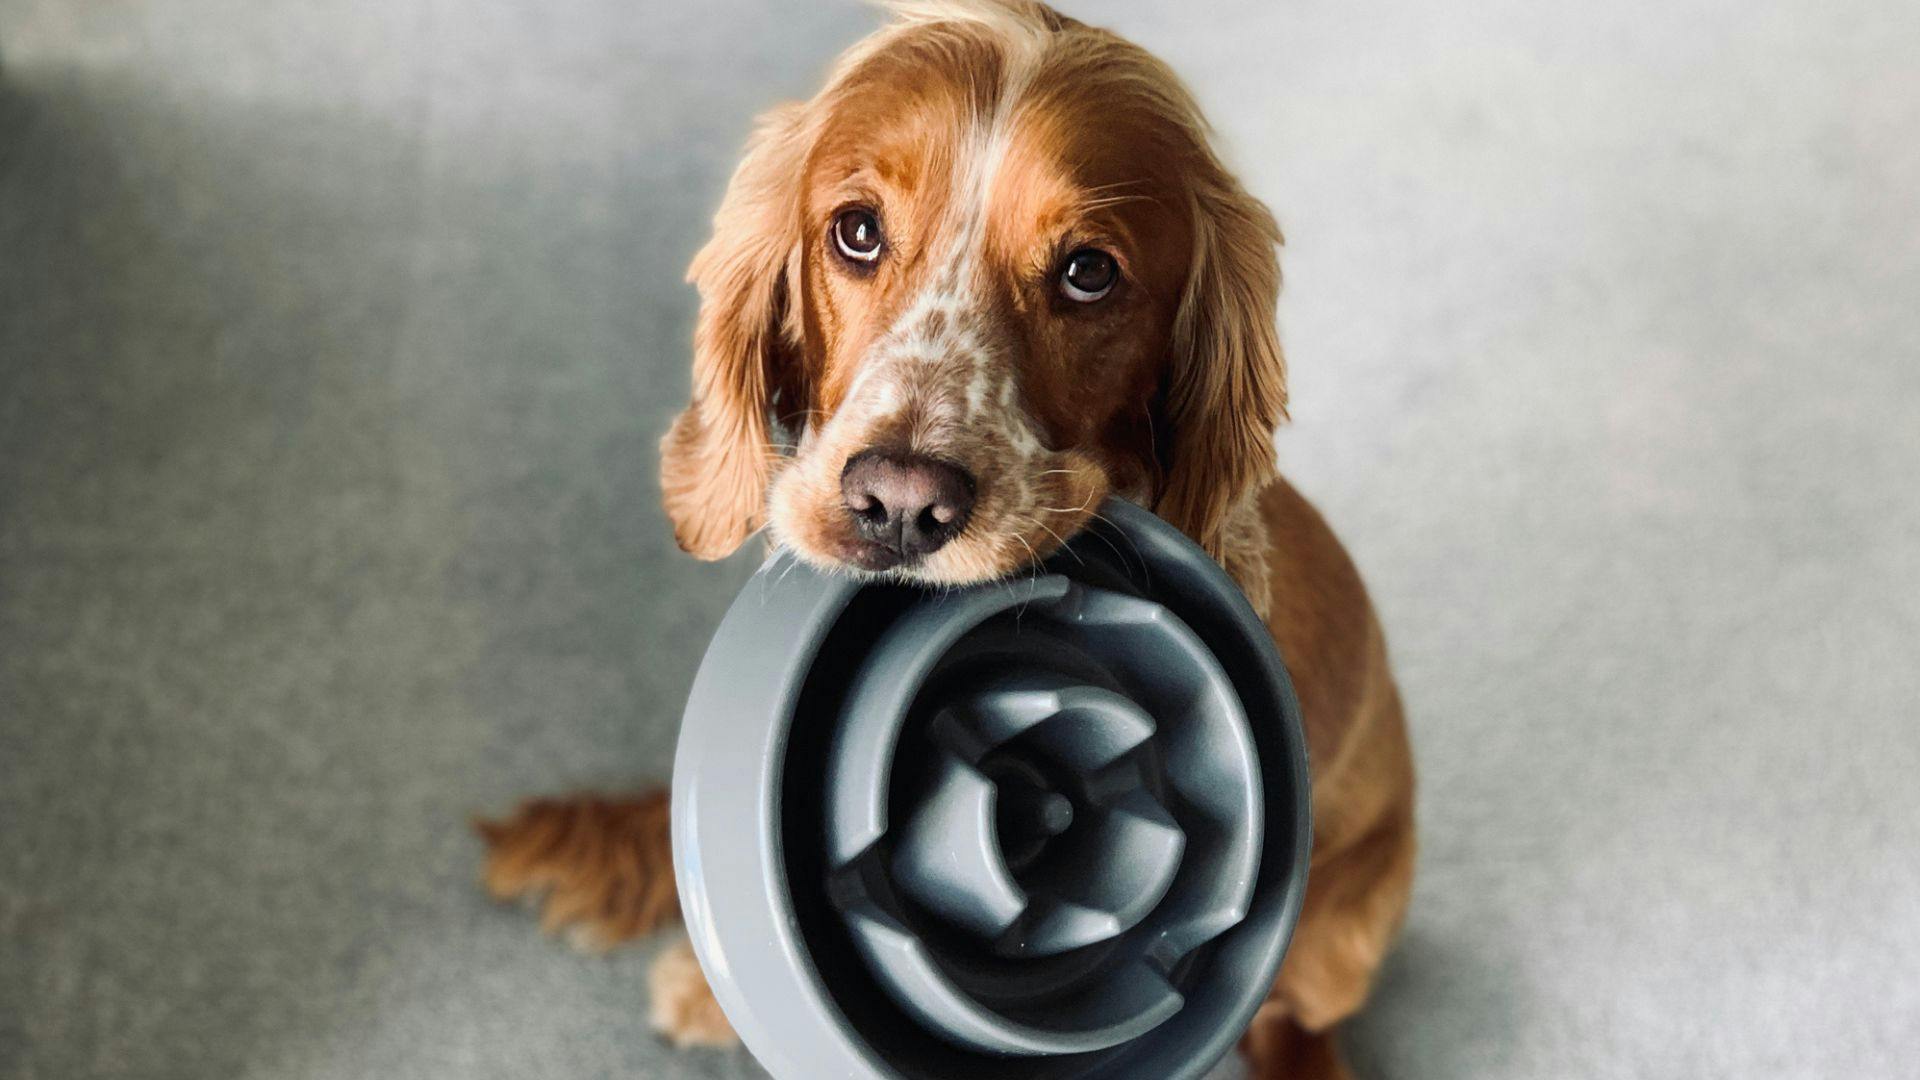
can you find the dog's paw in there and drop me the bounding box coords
[474,790,678,948]
[649,938,737,1048]
[1240,1002,1354,1080]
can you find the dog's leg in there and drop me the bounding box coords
[1241,1007,1355,1080]
[649,937,738,1047]
[477,791,742,1046]
[475,792,680,949]
[480,791,741,1045]
[1242,794,1416,1080]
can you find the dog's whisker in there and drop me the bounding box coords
[1017,512,1083,567]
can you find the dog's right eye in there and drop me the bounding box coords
[833,209,885,265]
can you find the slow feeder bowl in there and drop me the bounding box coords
[671,497,1312,1079]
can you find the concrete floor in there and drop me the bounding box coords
[2,1,1917,1077]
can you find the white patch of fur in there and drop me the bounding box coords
[963,366,991,418]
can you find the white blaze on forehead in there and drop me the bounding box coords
[878,45,1039,359]
[936,40,1040,302]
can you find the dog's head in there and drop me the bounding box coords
[661,0,1286,584]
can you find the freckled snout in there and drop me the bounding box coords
[839,450,976,567]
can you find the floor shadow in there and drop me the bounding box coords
[1341,924,1529,1080]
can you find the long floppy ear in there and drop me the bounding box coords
[1155,178,1288,560]
[660,103,810,559]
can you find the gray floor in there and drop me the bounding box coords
[2,1,1917,1078]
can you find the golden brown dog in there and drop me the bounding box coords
[478,3,1415,1076]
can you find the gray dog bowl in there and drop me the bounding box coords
[670,498,1312,1079]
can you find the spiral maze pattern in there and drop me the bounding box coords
[823,575,1263,1056]
[672,500,1311,1079]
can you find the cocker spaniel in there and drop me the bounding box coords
[479,3,1415,1077]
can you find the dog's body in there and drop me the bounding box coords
[480,4,1413,1076]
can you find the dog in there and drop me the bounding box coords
[477,3,1415,1076]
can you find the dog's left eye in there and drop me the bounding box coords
[1059,248,1119,302]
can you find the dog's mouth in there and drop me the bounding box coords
[770,450,1112,587]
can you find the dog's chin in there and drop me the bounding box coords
[778,529,1034,587]
[771,504,1104,588]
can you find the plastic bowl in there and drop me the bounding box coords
[671,498,1312,1079]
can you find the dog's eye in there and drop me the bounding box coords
[1059,248,1119,302]
[833,209,885,264]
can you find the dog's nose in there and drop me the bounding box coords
[840,450,976,561]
